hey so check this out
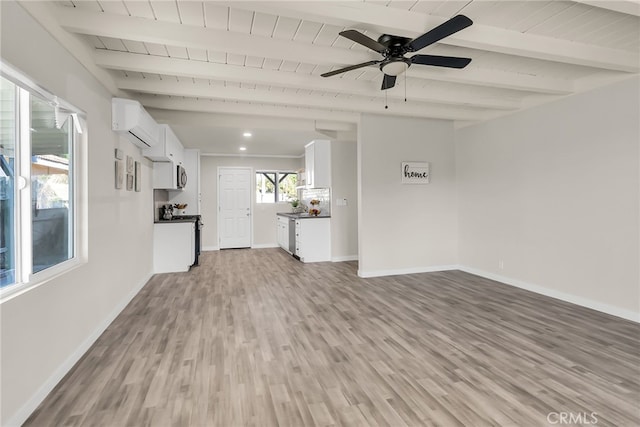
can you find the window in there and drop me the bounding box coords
[256,171,297,203]
[0,65,83,295]
[0,77,16,286]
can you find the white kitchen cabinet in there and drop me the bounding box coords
[153,221,195,273]
[169,149,201,214]
[144,124,184,164]
[305,140,331,188]
[153,161,178,190]
[295,218,330,262]
[277,215,290,253]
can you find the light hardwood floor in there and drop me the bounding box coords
[25,249,639,426]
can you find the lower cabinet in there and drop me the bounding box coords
[153,222,195,273]
[295,218,330,263]
[276,215,290,254]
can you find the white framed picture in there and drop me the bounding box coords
[401,162,430,184]
[115,160,124,189]
[135,161,141,192]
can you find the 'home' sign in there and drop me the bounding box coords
[401,162,430,184]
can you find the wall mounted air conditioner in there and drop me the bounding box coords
[112,98,160,149]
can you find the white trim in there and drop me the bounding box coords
[458,266,640,323]
[252,243,279,249]
[0,258,84,304]
[358,264,459,278]
[202,153,304,159]
[5,272,153,427]
[202,246,219,251]
[332,255,358,262]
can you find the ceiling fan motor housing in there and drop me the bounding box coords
[377,34,412,53]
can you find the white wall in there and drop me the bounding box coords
[200,156,302,249]
[456,76,640,320]
[330,140,358,261]
[1,2,154,425]
[358,114,458,276]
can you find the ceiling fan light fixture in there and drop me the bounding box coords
[381,60,409,76]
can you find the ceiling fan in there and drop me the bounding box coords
[321,15,473,90]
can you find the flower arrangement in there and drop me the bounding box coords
[174,203,188,215]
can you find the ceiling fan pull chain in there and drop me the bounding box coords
[385,90,388,109]
[404,72,407,102]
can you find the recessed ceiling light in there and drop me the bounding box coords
[243,132,252,137]
[239,146,247,151]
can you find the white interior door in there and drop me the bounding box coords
[218,167,252,249]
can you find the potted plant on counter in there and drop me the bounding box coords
[290,199,301,213]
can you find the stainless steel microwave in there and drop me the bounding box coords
[177,165,187,189]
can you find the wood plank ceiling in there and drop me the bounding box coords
[20,1,640,152]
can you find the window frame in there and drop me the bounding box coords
[0,61,86,302]
[255,170,298,204]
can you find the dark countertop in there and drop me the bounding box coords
[277,212,331,219]
[154,218,197,224]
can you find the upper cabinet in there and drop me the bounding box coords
[305,140,331,188]
[143,124,184,164]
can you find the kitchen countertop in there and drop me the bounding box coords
[277,212,331,219]
[154,218,198,224]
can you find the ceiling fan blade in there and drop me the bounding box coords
[339,30,387,53]
[405,15,473,52]
[381,74,396,90]
[321,60,380,77]
[411,54,471,69]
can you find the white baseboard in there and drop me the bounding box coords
[332,255,358,262]
[6,272,153,427]
[458,266,640,323]
[202,246,219,251]
[358,264,459,278]
[252,243,279,249]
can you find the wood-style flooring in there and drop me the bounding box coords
[25,249,640,426]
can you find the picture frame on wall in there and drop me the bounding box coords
[115,160,124,189]
[401,162,430,184]
[126,155,134,174]
[135,161,141,192]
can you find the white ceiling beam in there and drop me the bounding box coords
[134,94,361,123]
[56,7,572,95]
[572,0,640,17]
[115,77,492,122]
[96,50,520,110]
[147,108,324,133]
[230,1,639,73]
[17,1,121,95]
[54,7,371,73]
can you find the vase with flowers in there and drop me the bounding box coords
[309,199,321,216]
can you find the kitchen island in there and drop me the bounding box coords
[277,212,331,262]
